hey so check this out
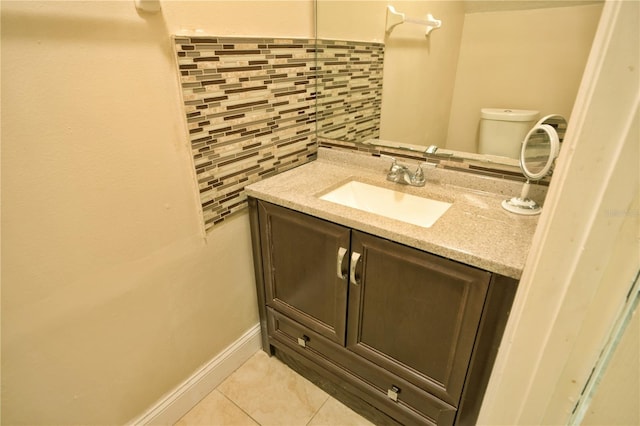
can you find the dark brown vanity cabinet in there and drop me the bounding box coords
[258,199,350,346]
[249,198,518,425]
[347,232,491,408]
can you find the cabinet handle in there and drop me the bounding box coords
[336,247,348,279]
[297,335,310,348]
[350,251,362,285]
[387,385,401,402]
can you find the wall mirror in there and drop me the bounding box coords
[315,0,603,172]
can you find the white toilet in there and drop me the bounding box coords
[478,108,539,159]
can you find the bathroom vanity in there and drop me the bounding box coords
[246,149,540,425]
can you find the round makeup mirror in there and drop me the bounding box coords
[502,116,563,215]
[521,124,559,179]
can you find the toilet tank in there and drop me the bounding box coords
[478,108,539,159]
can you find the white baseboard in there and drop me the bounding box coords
[129,323,262,425]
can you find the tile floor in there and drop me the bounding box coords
[174,350,374,426]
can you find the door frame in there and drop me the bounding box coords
[478,1,640,424]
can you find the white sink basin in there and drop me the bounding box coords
[319,181,451,228]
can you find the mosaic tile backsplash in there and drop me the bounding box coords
[174,36,385,231]
[315,40,385,142]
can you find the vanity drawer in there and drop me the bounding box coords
[267,308,457,425]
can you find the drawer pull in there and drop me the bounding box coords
[387,385,401,402]
[350,251,362,285]
[297,335,310,348]
[336,247,348,279]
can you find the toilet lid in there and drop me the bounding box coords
[481,108,539,121]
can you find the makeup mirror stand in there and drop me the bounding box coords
[502,179,542,215]
[502,121,562,216]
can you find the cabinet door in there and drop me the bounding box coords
[347,231,491,407]
[258,201,351,345]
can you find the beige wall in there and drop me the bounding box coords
[316,0,383,42]
[317,0,466,147]
[0,1,313,424]
[446,4,602,153]
[380,2,465,146]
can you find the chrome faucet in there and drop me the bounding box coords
[380,155,434,187]
[425,145,438,154]
[425,144,453,158]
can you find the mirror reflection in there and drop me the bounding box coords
[521,114,565,179]
[523,128,554,176]
[316,0,603,164]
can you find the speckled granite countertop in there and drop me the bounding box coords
[246,148,541,279]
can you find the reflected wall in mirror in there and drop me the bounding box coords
[316,0,603,164]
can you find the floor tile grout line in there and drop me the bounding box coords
[216,388,264,425]
[305,394,331,426]
[274,355,332,425]
[179,351,370,426]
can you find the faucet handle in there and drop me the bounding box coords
[380,154,403,174]
[412,162,436,185]
[413,164,425,184]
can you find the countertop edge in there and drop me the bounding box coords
[247,191,524,279]
[246,152,538,280]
